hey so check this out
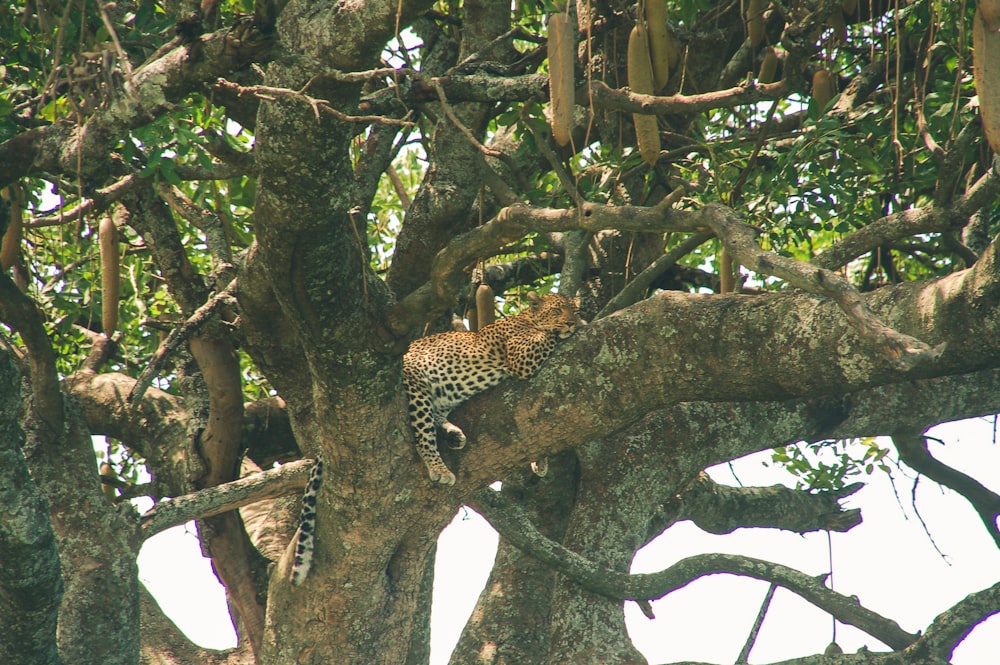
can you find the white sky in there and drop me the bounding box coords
[136,416,1000,664]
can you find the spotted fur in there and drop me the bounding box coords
[403,292,583,485]
[289,459,323,586]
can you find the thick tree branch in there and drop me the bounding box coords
[64,368,193,496]
[468,488,918,650]
[700,205,943,369]
[140,459,314,539]
[139,585,251,665]
[0,349,62,665]
[910,581,1000,661]
[458,326,1000,496]
[385,0,517,302]
[121,185,260,654]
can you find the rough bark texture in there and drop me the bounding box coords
[0,348,62,665]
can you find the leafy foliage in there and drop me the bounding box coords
[770,437,892,492]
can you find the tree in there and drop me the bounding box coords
[1,0,999,663]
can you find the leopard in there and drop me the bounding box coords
[403,291,583,485]
[288,292,581,585]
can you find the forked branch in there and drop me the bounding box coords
[385,191,692,335]
[387,196,943,372]
[468,487,918,650]
[698,205,943,370]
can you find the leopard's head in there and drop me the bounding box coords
[525,292,584,338]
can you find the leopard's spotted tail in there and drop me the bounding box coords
[289,459,323,586]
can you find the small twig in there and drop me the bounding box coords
[431,79,503,158]
[213,78,415,127]
[128,279,238,408]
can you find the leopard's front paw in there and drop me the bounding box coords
[428,466,457,486]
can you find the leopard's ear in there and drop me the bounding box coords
[525,291,541,305]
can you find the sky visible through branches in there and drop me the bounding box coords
[133,417,1000,664]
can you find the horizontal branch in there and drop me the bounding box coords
[387,199,946,373]
[468,487,918,650]
[214,78,415,127]
[29,159,250,228]
[140,458,314,539]
[366,73,791,119]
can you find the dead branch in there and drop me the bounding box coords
[140,458,314,539]
[892,432,1000,549]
